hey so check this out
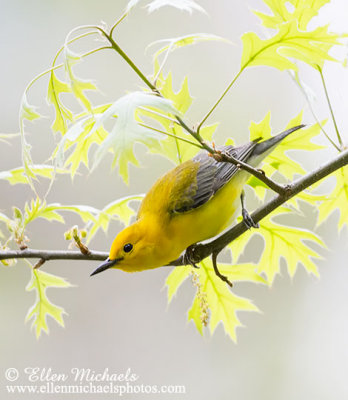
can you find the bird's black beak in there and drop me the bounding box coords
[90,257,121,276]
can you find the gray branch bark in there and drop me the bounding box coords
[0,149,347,266]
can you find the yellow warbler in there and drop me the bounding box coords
[91,125,304,280]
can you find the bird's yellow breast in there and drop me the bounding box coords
[165,173,246,254]
[136,163,248,268]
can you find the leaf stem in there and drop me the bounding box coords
[196,68,244,133]
[110,12,128,37]
[153,43,174,85]
[138,123,204,149]
[138,107,179,124]
[317,66,343,149]
[289,70,341,152]
[101,29,157,91]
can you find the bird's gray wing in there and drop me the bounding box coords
[172,141,258,213]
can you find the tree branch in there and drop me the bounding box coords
[168,148,348,266]
[0,149,347,267]
[0,249,108,262]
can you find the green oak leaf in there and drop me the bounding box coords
[189,260,263,341]
[91,92,179,183]
[241,20,339,71]
[23,198,99,227]
[20,93,42,122]
[230,212,324,284]
[247,111,324,199]
[55,111,109,177]
[19,93,43,186]
[317,167,348,230]
[0,165,68,185]
[86,195,144,244]
[254,0,330,30]
[144,70,218,164]
[63,47,97,112]
[166,260,265,341]
[47,71,73,135]
[25,268,72,338]
[150,33,230,69]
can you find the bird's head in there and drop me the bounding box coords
[90,222,159,276]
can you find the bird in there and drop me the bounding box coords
[91,124,304,285]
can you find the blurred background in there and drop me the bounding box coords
[1,0,348,399]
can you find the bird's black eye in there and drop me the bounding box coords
[123,243,133,253]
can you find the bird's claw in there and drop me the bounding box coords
[242,209,259,229]
[184,245,200,269]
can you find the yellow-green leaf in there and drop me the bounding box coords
[317,167,348,230]
[25,268,72,339]
[231,213,324,284]
[23,198,99,227]
[166,258,265,341]
[24,199,65,225]
[165,265,192,303]
[55,114,109,177]
[86,195,144,244]
[188,292,204,335]
[247,111,325,198]
[20,93,42,122]
[47,71,73,135]
[91,92,179,183]
[151,33,230,66]
[0,133,19,145]
[189,259,261,341]
[241,20,339,71]
[249,111,272,142]
[64,47,97,112]
[0,242,17,267]
[254,0,330,31]
[19,93,43,187]
[145,71,218,165]
[0,165,68,185]
[160,72,192,115]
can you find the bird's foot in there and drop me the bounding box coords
[242,208,259,229]
[184,245,200,269]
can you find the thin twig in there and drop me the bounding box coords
[218,151,287,195]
